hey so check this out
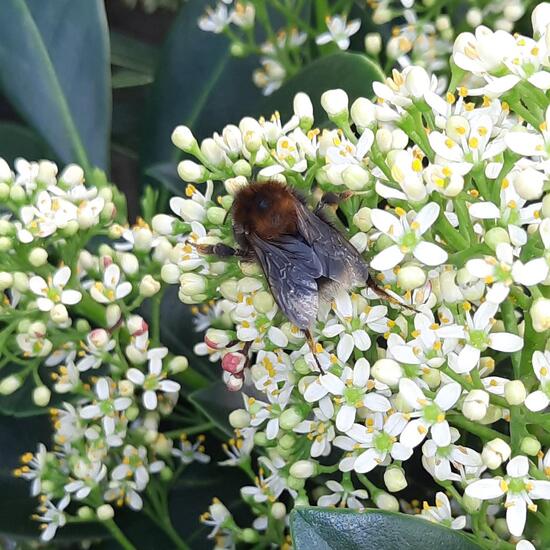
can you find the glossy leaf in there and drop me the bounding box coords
[110,31,158,75]
[259,52,385,124]
[0,122,52,164]
[290,508,482,550]
[142,0,261,168]
[189,381,243,437]
[0,0,111,171]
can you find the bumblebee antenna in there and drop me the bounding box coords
[366,277,419,313]
[304,328,325,375]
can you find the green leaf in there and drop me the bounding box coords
[0,0,111,171]
[189,381,243,437]
[142,0,262,168]
[260,52,385,124]
[290,508,483,550]
[0,415,105,542]
[112,68,154,89]
[110,31,158,75]
[145,162,182,196]
[0,122,52,164]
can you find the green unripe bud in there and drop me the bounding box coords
[287,475,305,490]
[520,436,541,456]
[485,227,510,250]
[254,432,268,447]
[240,528,259,543]
[279,407,305,430]
[233,159,252,177]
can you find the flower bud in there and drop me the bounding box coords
[226,374,244,392]
[289,460,316,479]
[542,194,550,218]
[177,160,208,183]
[481,438,511,469]
[521,436,541,456]
[293,92,314,130]
[0,375,22,395]
[466,8,483,27]
[352,207,372,232]
[105,304,121,328]
[201,138,226,168]
[152,214,175,236]
[220,279,239,301]
[126,345,147,365]
[405,66,430,99]
[0,158,11,181]
[169,355,188,374]
[0,271,13,291]
[97,504,115,521]
[397,265,426,291]
[271,502,286,520]
[484,227,510,251]
[293,357,310,375]
[343,165,369,190]
[279,406,305,430]
[372,358,403,387]
[531,298,550,333]
[462,494,481,513]
[171,125,197,151]
[376,128,393,152]
[160,263,179,284]
[77,506,94,520]
[222,352,246,374]
[10,185,25,202]
[179,273,206,296]
[126,405,140,421]
[50,304,69,325]
[320,89,349,121]
[462,389,489,421]
[279,433,296,450]
[375,492,399,512]
[139,275,161,297]
[205,206,226,226]
[532,3,550,36]
[231,159,250,178]
[127,315,147,336]
[372,7,392,24]
[252,290,275,314]
[479,404,503,425]
[364,32,382,55]
[514,168,545,200]
[240,528,259,544]
[350,232,368,253]
[504,379,526,405]
[60,164,84,186]
[384,466,407,492]
[28,247,48,267]
[32,385,51,406]
[119,380,134,397]
[229,408,251,429]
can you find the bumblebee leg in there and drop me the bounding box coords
[196,243,246,257]
[366,277,418,313]
[316,191,354,213]
[305,328,325,374]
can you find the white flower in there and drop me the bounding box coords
[466,456,550,536]
[294,406,335,457]
[89,263,132,303]
[80,377,133,434]
[334,413,412,473]
[420,492,466,530]
[29,266,81,312]
[198,3,230,33]
[104,478,144,511]
[399,379,462,448]
[316,15,360,50]
[111,445,164,490]
[64,460,107,500]
[370,203,448,271]
[172,436,211,465]
[37,495,70,542]
[506,105,550,158]
[76,329,116,372]
[422,428,484,482]
[525,351,550,411]
[317,480,368,509]
[126,347,181,410]
[437,301,523,373]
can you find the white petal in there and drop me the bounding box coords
[321,373,346,395]
[468,201,501,219]
[370,245,404,271]
[434,382,462,410]
[80,404,99,419]
[431,420,452,447]
[353,358,370,387]
[354,448,382,473]
[457,345,480,372]
[352,329,371,351]
[268,326,288,347]
[363,393,391,412]
[466,259,494,279]
[507,455,529,477]
[391,442,413,461]
[61,290,82,305]
[36,297,53,311]
[96,378,110,400]
[512,258,549,286]
[337,333,355,363]
[336,404,356,432]
[370,209,402,238]
[413,241,448,266]
[415,203,440,235]
[143,390,158,410]
[53,266,71,288]
[525,390,549,412]
[399,378,425,409]
[29,276,48,297]
[506,495,527,537]
[304,379,329,402]
[126,368,145,386]
[159,380,180,393]
[400,418,429,448]
[529,480,550,499]
[465,478,504,499]
[489,333,523,352]
[505,131,545,156]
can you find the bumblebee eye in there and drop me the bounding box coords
[257,198,270,210]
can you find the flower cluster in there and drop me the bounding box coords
[154,5,550,548]
[1,160,210,544]
[198,0,531,96]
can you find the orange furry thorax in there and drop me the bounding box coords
[232,180,298,240]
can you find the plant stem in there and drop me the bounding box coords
[447,413,509,442]
[103,519,137,550]
[165,421,215,439]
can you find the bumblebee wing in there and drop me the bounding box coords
[295,202,370,287]
[250,233,322,329]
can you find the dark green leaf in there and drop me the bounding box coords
[142,0,262,168]
[260,52,385,124]
[0,122,52,164]
[110,31,159,75]
[0,415,105,542]
[112,68,154,89]
[290,507,483,550]
[145,162,182,196]
[189,381,242,437]
[0,0,111,171]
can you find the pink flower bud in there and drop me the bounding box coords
[222,352,246,374]
[205,328,230,350]
[89,328,109,349]
[226,374,244,392]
